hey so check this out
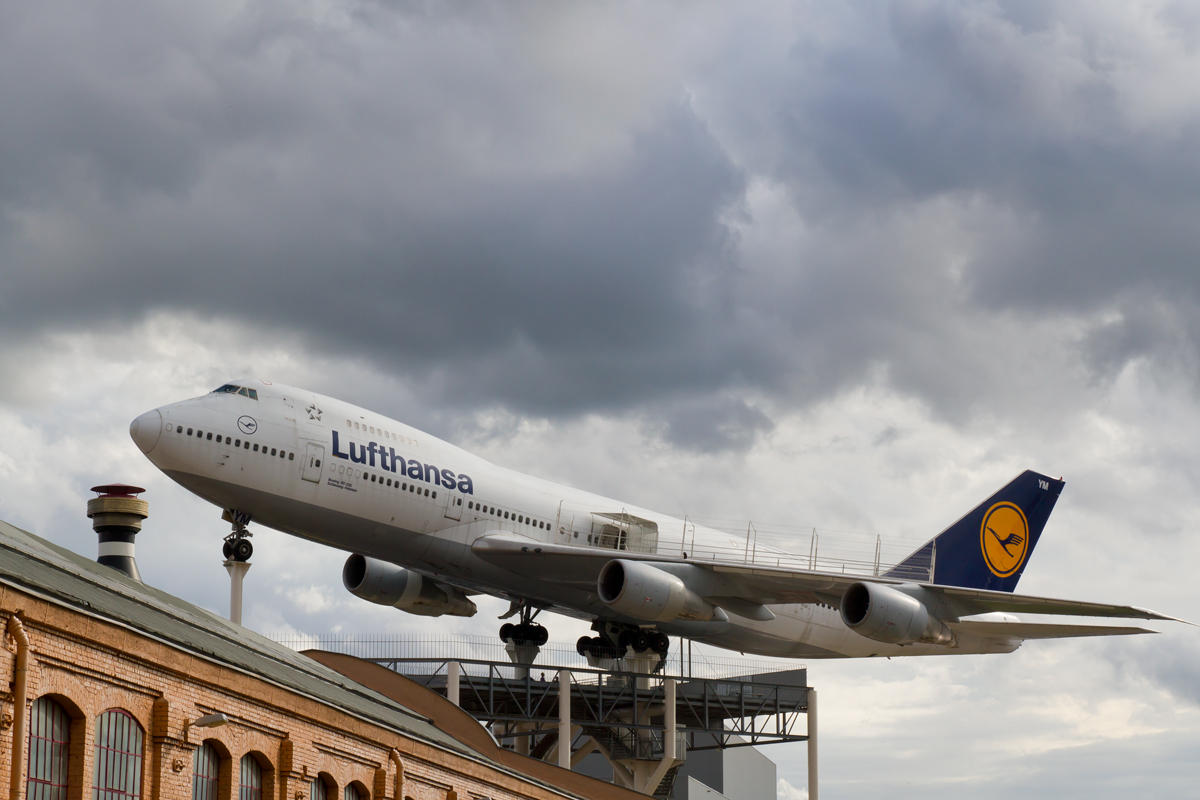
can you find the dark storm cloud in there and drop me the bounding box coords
[750,2,1200,386]
[644,393,775,452]
[6,1,1200,443]
[0,2,762,423]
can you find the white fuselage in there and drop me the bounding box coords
[132,380,1017,659]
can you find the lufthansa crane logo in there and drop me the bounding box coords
[980,501,1029,578]
[237,415,258,435]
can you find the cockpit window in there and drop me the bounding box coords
[212,384,258,400]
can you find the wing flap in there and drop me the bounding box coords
[951,620,1157,639]
[929,584,1183,622]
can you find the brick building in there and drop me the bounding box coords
[0,518,642,800]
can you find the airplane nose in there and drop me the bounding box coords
[129,409,162,454]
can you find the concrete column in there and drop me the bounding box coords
[807,687,818,800]
[558,670,571,770]
[224,560,251,625]
[664,678,676,763]
[447,661,460,707]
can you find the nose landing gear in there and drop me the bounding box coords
[221,509,253,562]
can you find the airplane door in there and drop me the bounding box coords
[443,492,463,521]
[302,443,325,483]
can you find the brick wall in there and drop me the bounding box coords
[0,586,597,800]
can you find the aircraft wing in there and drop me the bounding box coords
[471,532,842,600]
[470,532,1181,623]
[708,561,1183,622]
[471,532,643,586]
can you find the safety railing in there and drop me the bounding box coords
[657,521,934,581]
[272,634,801,680]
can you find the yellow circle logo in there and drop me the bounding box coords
[980,502,1030,578]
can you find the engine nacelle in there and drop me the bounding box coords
[597,559,719,622]
[839,582,954,645]
[342,554,477,617]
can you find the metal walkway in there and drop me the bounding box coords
[366,655,814,798]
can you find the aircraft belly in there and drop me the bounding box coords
[162,468,425,555]
[159,468,604,607]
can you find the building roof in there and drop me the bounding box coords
[308,651,647,800]
[0,518,473,756]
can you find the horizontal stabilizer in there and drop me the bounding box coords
[951,619,1157,639]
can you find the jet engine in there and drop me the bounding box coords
[597,559,720,622]
[839,582,954,645]
[342,554,477,617]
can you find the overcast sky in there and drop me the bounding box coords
[2,1,1198,797]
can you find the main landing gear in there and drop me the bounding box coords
[498,602,549,673]
[577,621,670,671]
[498,601,549,647]
[221,509,253,562]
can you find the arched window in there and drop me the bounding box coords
[239,755,263,800]
[27,696,71,800]
[343,783,367,800]
[310,773,337,800]
[192,741,221,800]
[93,709,144,800]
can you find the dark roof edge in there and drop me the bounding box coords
[0,520,483,759]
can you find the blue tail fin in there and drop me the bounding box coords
[885,470,1065,592]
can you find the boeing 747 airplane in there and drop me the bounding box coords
[130,379,1178,662]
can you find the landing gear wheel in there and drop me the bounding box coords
[222,508,254,563]
[498,604,548,646]
[583,621,671,668]
[617,628,650,654]
[233,538,253,562]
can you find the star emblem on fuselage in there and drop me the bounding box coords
[307,403,322,421]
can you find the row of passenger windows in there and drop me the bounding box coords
[175,421,551,535]
[337,464,436,499]
[172,424,296,461]
[467,500,550,531]
[27,696,370,800]
[345,418,418,448]
[341,463,548,531]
